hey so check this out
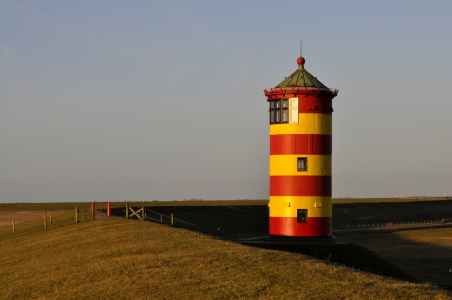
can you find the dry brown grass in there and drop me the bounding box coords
[0,212,451,299]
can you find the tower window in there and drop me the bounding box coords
[297,157,307,171]
[269,99,288,124]
[269,98,298,124]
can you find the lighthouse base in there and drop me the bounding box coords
[269,216,332,236]
[237,235,337,245]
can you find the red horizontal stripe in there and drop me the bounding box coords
[270,134,332,155]
[269,216,332,236]
[298,97,332,115]
[270,176,331,196]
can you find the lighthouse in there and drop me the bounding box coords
[264,54,338,241]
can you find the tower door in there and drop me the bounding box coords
[297,209,308,223]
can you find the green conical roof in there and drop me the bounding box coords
[275,64,327,89]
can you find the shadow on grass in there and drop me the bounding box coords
[338,228,452,289]
[111,205,269,240]
[248,242,419,283]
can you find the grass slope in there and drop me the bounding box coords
[1,213,451,299]
[114,200,452,287]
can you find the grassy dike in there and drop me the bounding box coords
[1,212,451,299]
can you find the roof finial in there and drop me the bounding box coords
[297,40,305,67]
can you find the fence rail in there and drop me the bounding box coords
[144,208,221,236]
[0,211,79,236]
[333,218,451,230]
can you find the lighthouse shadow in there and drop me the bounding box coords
[246,240,419,283]
[337,228,452,289]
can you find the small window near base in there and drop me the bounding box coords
[297,209,308,223]
[297,157,307,172]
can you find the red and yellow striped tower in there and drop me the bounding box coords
[264,55,338,241]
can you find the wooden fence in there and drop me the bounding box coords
[4,202,111,235]
[120,205,221,237]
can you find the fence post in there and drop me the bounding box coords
[91,202,95,220]
[142,205,145,221]
[126,203,129,219]
[217,228,220,237]
[12,220,15,233]
[49,211,52,223]
[160,214,162,222]
[171,214,174,226]
[44,214,47,231]
[75,206,79,223]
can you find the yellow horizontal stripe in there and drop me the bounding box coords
[269,196,332,218]
[270,154,331,176]
[270,114,332,135]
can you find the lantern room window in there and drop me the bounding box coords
[269,98,298,124]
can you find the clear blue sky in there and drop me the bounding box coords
[2,0,452,202]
